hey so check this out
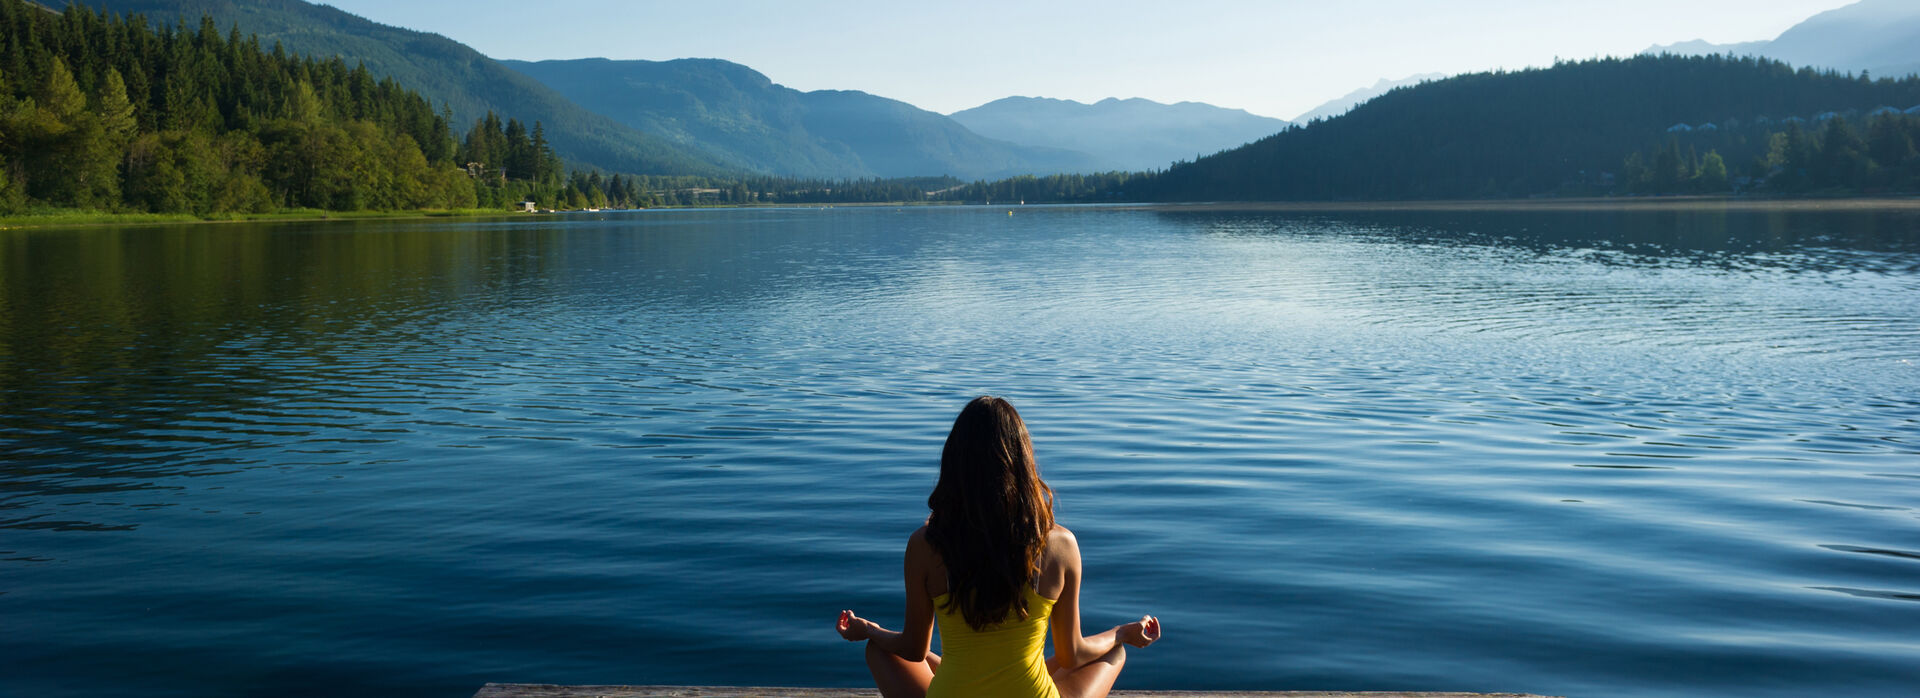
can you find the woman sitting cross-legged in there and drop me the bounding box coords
[836,396,1161,698]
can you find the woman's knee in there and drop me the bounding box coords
[1053,644,1129,698]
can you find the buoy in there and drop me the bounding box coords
[1008,210,1014,216]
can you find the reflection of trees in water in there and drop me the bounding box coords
[0,219,572,532]
[1174,207,1920,273]
[0,212,946,534]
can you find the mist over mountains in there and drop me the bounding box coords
[947,97,1288,172]
[1646,0,1920,79]
[1290,74,1447,124]
[501,58,1097,180]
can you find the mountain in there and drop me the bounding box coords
[72,0,731,175]
[1138,54,1920,201]
[946,97,1288,172]
[1645,0,1920,78]
[502,58,1101,180]
[1291,73,1447,123]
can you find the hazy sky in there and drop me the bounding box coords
[318,0,1855,121]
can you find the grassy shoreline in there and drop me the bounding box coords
[0,207,528,230]
[7,195,1920,230]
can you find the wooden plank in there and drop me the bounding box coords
[473,685,1559,698]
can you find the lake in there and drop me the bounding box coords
[3,204,1917,698]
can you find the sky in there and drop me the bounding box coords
[316,0,1857,121]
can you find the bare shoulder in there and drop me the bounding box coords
[1049,524,1079,549]
[1047,524,1080,562]
[1036,525,1079,599]
[907,524,931,555]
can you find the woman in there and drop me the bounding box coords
[836,396,1161,698]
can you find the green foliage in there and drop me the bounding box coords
[1634,112,1920,193]
[0,0,488,215]
[1137,54,1920,201]
[937,172,1143,204]
[1696,151,1729,191]
[78,0,730,176]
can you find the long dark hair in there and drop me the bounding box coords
[924,396,1056,630]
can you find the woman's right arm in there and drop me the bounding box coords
[836,527,938,662]
[1046,527,1159,673]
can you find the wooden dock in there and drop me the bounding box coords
[473,685,1559,698]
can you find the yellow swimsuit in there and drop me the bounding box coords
[926,587,1061,698]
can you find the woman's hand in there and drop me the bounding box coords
[836,609,873,641]
[1119,615,1161,648]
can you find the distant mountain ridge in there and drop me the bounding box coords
[1645,0,1920,78]
[502,58,1099,180]
[946,96,1288,171]
[1291,74,1446,123]
[71,0,732,175]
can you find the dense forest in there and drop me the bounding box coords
[0,0,728,215]
[0,0,483,214]
[1128,54,1920,202]
[75,0,730,177]
[1622,111,1920,194]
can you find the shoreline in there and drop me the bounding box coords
[7,195,1920,230]
[0,208,530,231]
[1109,195,1920,213]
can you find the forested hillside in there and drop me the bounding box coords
[73,0,731,176]
[0,0,480,213]
[1138,54,1920,201]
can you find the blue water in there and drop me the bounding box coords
[3,205,1917,697]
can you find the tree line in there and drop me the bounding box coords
[1187,54,1920,201]
[0,1,717,216]
[11,4,1917,217]
[1623,111,1920,194]
[0,0,491,214]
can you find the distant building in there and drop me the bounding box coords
[517,200,537,212]
[1695,122,1718,132]
[1666,123,1693,133]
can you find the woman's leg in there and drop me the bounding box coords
[1052,644,1126,698]
[864,640,937,698]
